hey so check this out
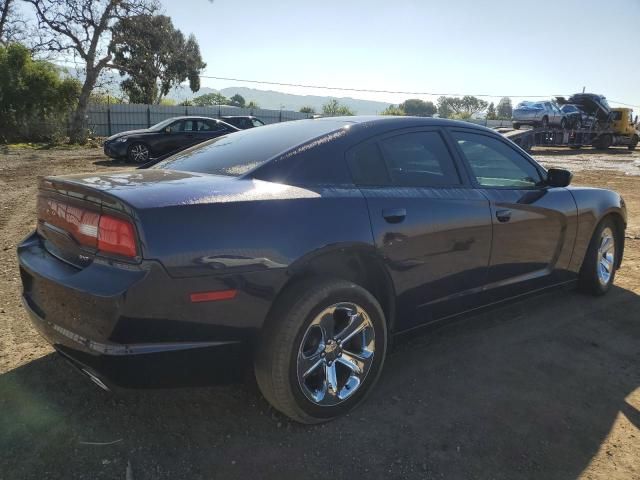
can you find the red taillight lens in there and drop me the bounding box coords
[38,197,138,259]
[98,215,138,258]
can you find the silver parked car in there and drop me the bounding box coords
[512,101,569,129]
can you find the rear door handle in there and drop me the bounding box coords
[382,208,406,224]
[496,209,512,223]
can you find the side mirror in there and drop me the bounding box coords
[164,126,171,134]
[546,168,572,187]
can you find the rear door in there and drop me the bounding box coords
[349,128,493,330]
[449,128,577,294]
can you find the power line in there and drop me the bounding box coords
[55,60,640,108]
[198,74,640,108]
[199,74,553,98]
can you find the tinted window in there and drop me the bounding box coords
[154,119,353,176]
[167,121,183,133]
[347,142,390,186]
[379,131,460,187]
[183,120,216,132]
[452,131,543,188]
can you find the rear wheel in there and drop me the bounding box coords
[255,278,388,424]
[127,142,150,163]
[579,218,619,295]
[629,135,638,151]
[595,134,612,150]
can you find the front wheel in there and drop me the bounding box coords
[579,218,619,295]
[127,142,150,163]
[629,135,638,151]
[255,278,388,424]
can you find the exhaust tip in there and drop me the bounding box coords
[81,369,111,392]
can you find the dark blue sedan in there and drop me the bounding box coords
[18,116,626,423]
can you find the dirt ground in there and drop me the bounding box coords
[0,145,638,480]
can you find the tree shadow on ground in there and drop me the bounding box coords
[1,286,638,480]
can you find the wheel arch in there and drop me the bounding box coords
[268,245,397,333]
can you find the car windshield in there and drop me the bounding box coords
[152,118,353,176]
[149,118,179,131]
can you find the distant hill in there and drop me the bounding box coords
[62,66,394,114]
[167,85,391,114]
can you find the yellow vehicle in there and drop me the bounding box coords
[609,107,639,150]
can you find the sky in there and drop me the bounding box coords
[159,0,640,108]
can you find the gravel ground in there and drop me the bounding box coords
[0,144,638,480]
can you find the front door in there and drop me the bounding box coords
[449,129,577,293]
[348,128,493,331]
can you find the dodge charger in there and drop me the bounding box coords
[18,116,626,423]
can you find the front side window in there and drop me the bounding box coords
[167,121,183,133]
[452,131,543,188]
[379,131,461,187]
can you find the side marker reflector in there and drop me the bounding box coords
[190,289,238,303]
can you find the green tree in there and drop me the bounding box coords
[322,98,354,116]
[399,98,436,116]
[192,92,229,106]
[486,102,497,120]
[496,97,513,119]
[436,95,488,119]
[110,14,205,105]
[25,0,157,143]
[299,105,316,114]
[246,100,259,109]
[0,43,80,142]
[229,94,245,107]
[381,105,405,116]
[437,96,453,118]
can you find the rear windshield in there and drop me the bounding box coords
[152,119,352,176]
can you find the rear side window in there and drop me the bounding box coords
[379,131,461,187]
[347,142,390,186]
[452,131,543,188]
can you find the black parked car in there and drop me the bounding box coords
[221,115,266,129]
[19,116,626,423]
[103,116,239,163]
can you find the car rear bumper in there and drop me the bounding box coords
[17,231,269,387]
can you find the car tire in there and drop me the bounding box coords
[512,123,521,130]
[127,142,150,163]
[595,134,612,150]
[578,217,619,296]
[629,135,638,151]
[255,277,388,424]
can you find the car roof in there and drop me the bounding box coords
[165,116,227,121]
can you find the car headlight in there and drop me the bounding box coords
[116,137,129,143]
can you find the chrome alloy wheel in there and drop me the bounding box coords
[130,144,149,163]
[297,303,375,406]
[597,227,615,286]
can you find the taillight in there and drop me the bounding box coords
[98,215,137,258]
[38,197,139,259]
